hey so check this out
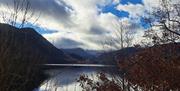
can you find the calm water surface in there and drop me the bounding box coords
[35,64,120,91]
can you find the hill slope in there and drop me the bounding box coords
[0,23,74,64]
[96,47,140,64]
[62,48,95,59]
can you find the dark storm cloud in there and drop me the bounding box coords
[55,38,84,48]
[0,0,74,27]
[30,0,72,23]
[90,25,109,35]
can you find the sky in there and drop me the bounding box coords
[0,0,176,50]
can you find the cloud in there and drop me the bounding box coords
[116,3,144,18]
[1,0,162,50]
[55,38,84,49]
[0,0,74,29]
[112,0,120,4]
[40,0,124,50]
[90,25,109,35]
[117,0,178,19]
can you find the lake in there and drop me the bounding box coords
[35,64,121,91]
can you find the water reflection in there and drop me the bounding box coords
[36,66,120,91]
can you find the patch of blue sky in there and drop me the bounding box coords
[35,27,58,34]
[98,3,129,18]
[98,0,149,30]
[139,17,151,29]
[120,0,143,5]
[15,22,58,34]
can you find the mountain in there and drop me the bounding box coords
[0,23,75,64]
[84,49,103,57]
[62,48,96,59]
[96,47,140,64]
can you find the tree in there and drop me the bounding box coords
[143,0,180,45]
[1,0,40,28]
[118,43,180,91]
[102,20,134,51]
[113,21,125,49]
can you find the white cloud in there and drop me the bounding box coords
[41,0,123,50]
[116,3,144,18]
[112,0,120,4]
[1,0,160,50]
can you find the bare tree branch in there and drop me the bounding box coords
[1,0,40,28]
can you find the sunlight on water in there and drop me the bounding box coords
[35,67,120,91]
[43,64,115,67]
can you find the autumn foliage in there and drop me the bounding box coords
[77,73,122,91]
[118,43,180,90]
